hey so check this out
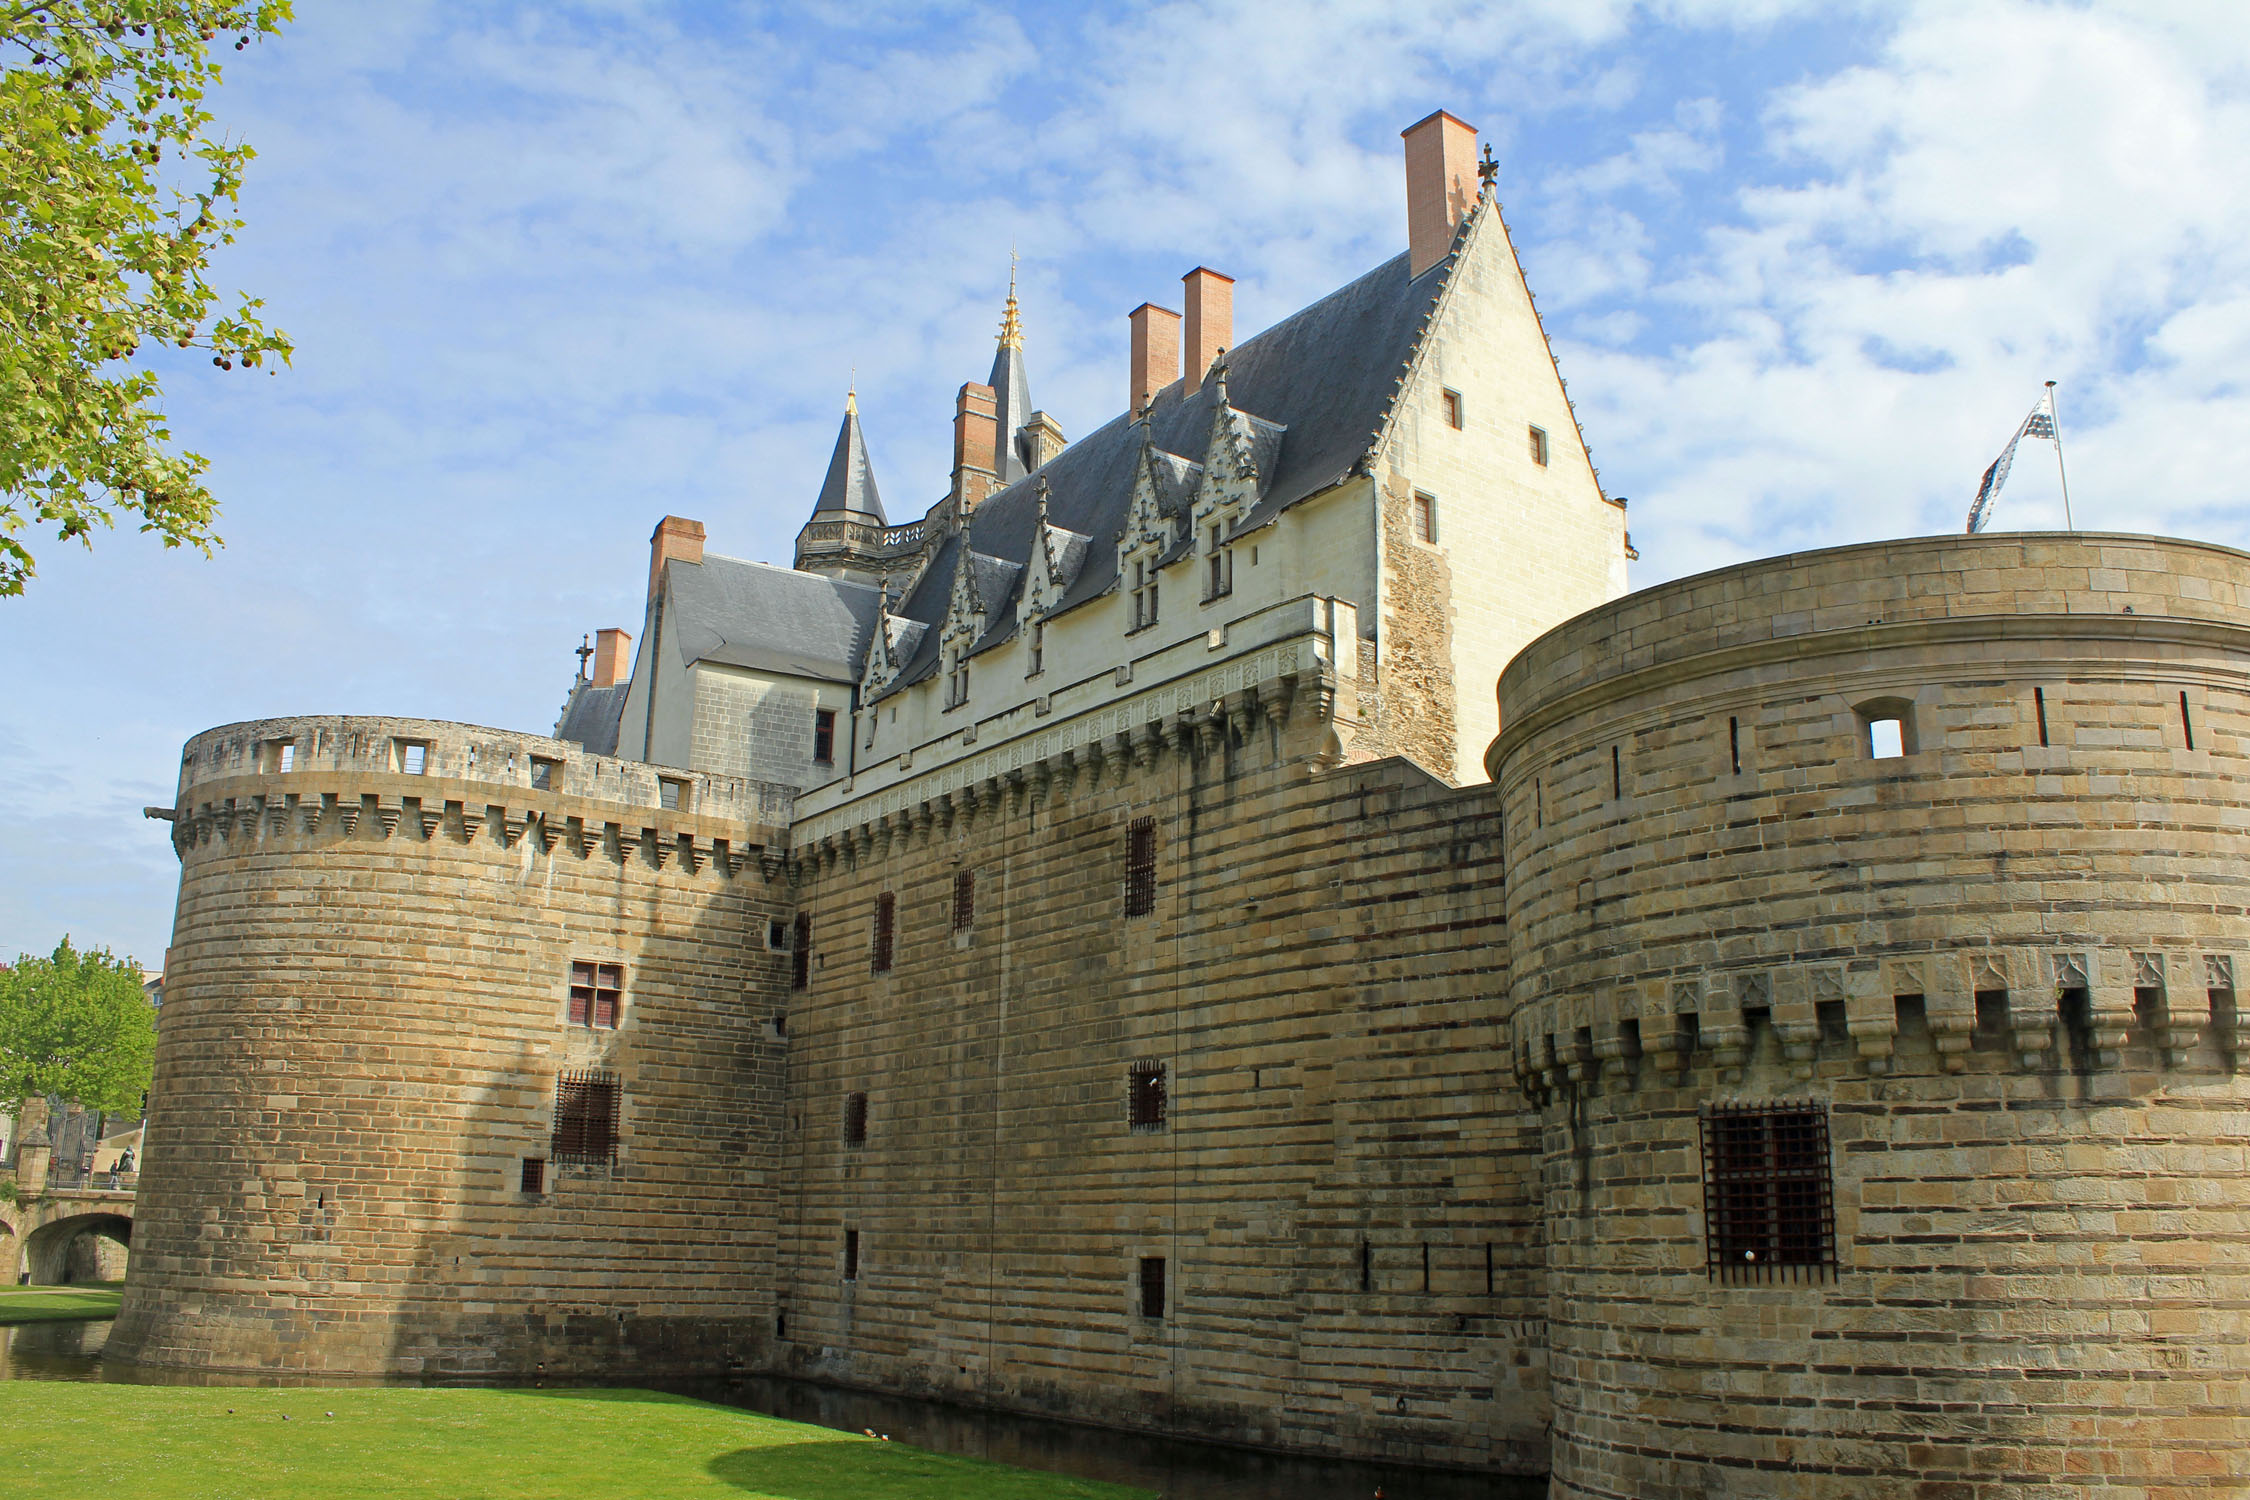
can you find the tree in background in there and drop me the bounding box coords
[1,0,293,597]
[0,938,157,1118]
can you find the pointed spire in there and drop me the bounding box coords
[812,387,886,523]
[987,259,1033,484]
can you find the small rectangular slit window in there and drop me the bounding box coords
[1611,744,1622,799]
[1699,1101,1836,1282]
[1412,491,1437,545]
[952,871,975,933]
[1728,717,1741,776]
[1127,1060,1168,1131]
[1138,1256,1166,1319]
[843,1091,868,1147]
[1125,817,1157,917]
[813,708,836,766]
[567,961,623,1029]
[2181,691,2195,750]
[1359,1240,1372,1293]
[551,1069,620,1167]
[530,756,560,791]
[872,892,895,974]
[791,913,812,991]
[1528,426,1549,466]
[520,1157,545,1195]
[843,1229,859,1282]
[1441,389,1463,429]
[2033,688,2049,748]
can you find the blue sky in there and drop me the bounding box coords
[7,0,2248,964]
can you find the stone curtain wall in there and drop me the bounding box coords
[109,716,795,1378]
[1490,535,2250,1498]
[775,704,1545,1479]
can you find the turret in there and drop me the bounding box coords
[793,389,894,585]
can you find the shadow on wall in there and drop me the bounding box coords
[21,1213,131,1286]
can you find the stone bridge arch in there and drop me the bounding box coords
[3,1192,135,1285]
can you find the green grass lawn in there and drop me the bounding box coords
[0,1281,122,1324]
[0,1383,1156,1499]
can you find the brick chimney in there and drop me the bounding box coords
[592,627,632,688]
[648,516,705,600]
[952,382,999,511]
[1181,268,1233,397]
[1129,302,1181,415]
[1401,109,1479,279]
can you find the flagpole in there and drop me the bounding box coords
[2046,380,2075,531]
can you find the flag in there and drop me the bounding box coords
[1966,393,2059,534]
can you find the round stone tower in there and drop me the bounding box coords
[1489,533,2250,1498]
[107,715,795,1378]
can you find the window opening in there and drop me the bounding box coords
[1422,1242,1431,1293]
[813,709,836,766]
[2181,691,2195,750]
[1138,1255,1166,1319]
[398,740,429,776]
[872,892,895,974]
[1611,744,1622,799]
[1528,425,1549,466]
[791,913,811,990]
[1868,718,1905,759]
[567,961,623,1029]
[530,756,559,791]
[1412,491,1437,545]
[952,870,975,933]
[1027,621,1044,677]
[274,740,296,773]
[1130,559,1158,630]
[1206,525,1231,599]
[1484,1242,1494,1296]
[843,1229,859,1282]
[1125,817,1157,917]
[768,919,789,951]
[2033,687,2049,748]
[551,1070,621,1167]
[520,1157,545,1194]
[1127,1060,1168,1131]
[1359,1240,1372,1293]
[843,1091,868,1147]
[1699,1101,1836,1282]
[1441,388,1463,429]
[658,777,686,811]
[1728,717,1740,776]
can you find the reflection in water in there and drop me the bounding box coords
[696,1376,1545,1500]
[0,1317,112,1380]
[2,1325,1545,1498]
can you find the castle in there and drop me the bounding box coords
[110,112,2250,1498]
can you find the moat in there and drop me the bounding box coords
[3,1316,1539,1499]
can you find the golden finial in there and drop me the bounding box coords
[846,368,857,417]
[998,251,1023,352]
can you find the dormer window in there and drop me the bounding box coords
[945,648,969,709]
[1130,559,1158,632]
[1027,620,1044,678]
[1204,525,1232,601]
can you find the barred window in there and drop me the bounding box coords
[1138,1255,1166,1319]
[791,912,811,991]
[1127,1060,1168,1131]
[872,892,895,974]
[953,870,975,933]
[520,1157,545,1195]
[843,1091,868,1147]
[1700,1101,1836,1282]
[567,961,622,1029]
[551,1070,620,1167]
[1125,817,1157,917]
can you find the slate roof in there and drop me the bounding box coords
[989,340,1033,485]
[668,553,882,682]
[554,681,628,757]
[811,406,885,523]
[871,240,1456,700]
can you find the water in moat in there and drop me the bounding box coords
[5,1319,1542,1499]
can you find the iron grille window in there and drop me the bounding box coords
[1125,817,1157,917]
[1700,1101,1836,1282]
[843,1091,868,1147]
[872,893,895,974]
[567,961,622,1029]
[1139,1255,1166,1319]
[791,912,811,990]
[953,870,975,932]
[551,1070,620,1167]
[520,1157,545,1194]
[1127,1060,1168,1131]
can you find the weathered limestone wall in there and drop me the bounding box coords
[109,716,796,1379]
[1491,534,2250,1499]
[775,696,1544,1481]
